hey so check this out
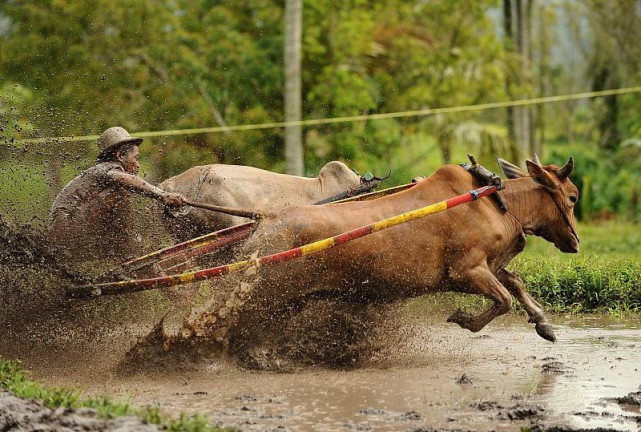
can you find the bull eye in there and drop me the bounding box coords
[569,195,578,204]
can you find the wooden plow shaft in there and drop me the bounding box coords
[68,184,500,300]
[117,222,256,274]
[149,227,254,274]
[330,182,416,204]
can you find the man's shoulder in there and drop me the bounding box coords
[94,161,125,172]
[78,161,124,180]
[61,162,123,188]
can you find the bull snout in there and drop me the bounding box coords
[557,231,580,253]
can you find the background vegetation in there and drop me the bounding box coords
[0,0,639,226]
[1,3,639,425]
[513,222,640,313]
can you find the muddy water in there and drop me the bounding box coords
[16,312,640,432]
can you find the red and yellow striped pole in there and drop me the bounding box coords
[68,184,499,299]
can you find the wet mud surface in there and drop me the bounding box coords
[3,305,640,432]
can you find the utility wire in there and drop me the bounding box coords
[10,86,641,145]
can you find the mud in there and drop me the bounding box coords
[614,391,641,407]
[0,216,73,326]
[121,316,640,432]
[3,298,641,432]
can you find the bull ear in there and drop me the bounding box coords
[533,153,542,166]
[526,159,556,189]
[557,156,574,181]
[497,157,528,179]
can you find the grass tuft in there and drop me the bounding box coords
[513,256,641,314]
[0,359,230,431]
[510,222,641,314]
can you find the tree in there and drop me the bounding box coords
[503,0,535,158]
[583,0,641,151]
[284,0,304,175]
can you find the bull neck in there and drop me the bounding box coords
[499,177,545,236]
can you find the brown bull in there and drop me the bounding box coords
[159,161,366,240]
[182,156,579,345]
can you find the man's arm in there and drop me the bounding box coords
[107,170,186,207]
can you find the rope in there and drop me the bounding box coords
[11,86,641,145]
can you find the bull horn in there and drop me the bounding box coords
[361,171,391,183]
[371,170,391,182]
[533,153,542,166]
[557,156,574,180]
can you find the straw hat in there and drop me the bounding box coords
[96,127,143,155]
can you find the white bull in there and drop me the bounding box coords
[159,161,365,240]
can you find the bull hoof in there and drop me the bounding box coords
[447,309,474,330]
[535,322,556,342]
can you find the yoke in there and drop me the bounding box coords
[460,154,507,212]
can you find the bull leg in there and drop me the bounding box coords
[497,269,556,342]
[446,265,513,333]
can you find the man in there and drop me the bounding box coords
[48,126,187,276]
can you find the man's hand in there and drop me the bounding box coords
[162,192,187,208]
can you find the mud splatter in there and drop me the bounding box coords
[0,216,72,325]
[226,298,397,370]
[613,390,641,407]
[541,360,571,375]
[456,373,474,385]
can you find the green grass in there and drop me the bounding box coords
[510,221,640,314]
[513,256,640,314]
[0,359,229,432]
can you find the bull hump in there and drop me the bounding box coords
[319,161,359,187]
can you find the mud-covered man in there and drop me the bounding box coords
[48,127,187,275]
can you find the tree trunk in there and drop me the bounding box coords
[503,0,517,154]
[592,65,620,151]
[515,0,532,157]
[536,3,548,155]
[284,0,304,175]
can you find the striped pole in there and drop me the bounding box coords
[68,184,499,299]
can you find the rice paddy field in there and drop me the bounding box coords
[513,222,641,314]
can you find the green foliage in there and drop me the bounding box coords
[514,256,640,313]
[0,359,228,431]
[0,0,639,224]
[0,82,35,142]
[303,0,506,168]
[545,140,641,221]
[509,222,641,313]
